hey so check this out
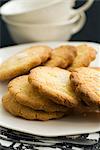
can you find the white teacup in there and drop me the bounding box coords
[2,12,86,43]
[0,0,93,24]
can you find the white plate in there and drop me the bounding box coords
[0,41,100,137]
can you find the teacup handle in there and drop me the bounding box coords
[73,0,94,13]
[72,12,86,34]
[71,0,94,34]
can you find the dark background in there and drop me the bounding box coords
[0,0,100,48]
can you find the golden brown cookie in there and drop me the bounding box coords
[70,67,100,107]
[8,75,68,112]
[0,45,52,81]
[44,45,77,68]
[2,92,65,121]
[68,44,96,71]
[29,66,79,108]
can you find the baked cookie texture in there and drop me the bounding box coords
[70,67,100,107]
[1,44,99,121]
[68,44,96,71]
[44,45,77,68]
[2,92,65,121]
[8,75,68,112]
[0,46,52,81]
[29,66,79,108]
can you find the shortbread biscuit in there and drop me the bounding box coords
[68,44,96,71]
[2,93,65,121]
[8,75,68,112]
[29,67,79,108]
[44,45,77,68]
[0,46,52,81]
[70,67,100,107]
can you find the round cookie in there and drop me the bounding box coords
[8,75,68,112]
[0,45,52,81]
[70,67,100,107]
[2,92,65,121]
[28,66,79,108]
[68,44,96,71]
[44,45,77,68]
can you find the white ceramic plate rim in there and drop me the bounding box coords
[0,41,100,137]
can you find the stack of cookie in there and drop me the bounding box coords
[1,44,100,121]
[29,67,100,113]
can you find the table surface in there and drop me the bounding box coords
[0,127,100,150]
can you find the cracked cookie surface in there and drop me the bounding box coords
[68,44,96,71]
[70,67,100,107]
[44,45,77,68]
[0,46,52,81]
[8,75,68,112]
[29,66,79,108]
